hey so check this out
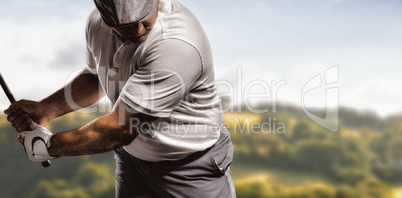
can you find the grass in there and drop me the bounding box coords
[231,162,402,198]
[394,188,402,198]
[230,162,335,187]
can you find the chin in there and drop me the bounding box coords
[128,35,148,43]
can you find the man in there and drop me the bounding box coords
[4,0,235,197]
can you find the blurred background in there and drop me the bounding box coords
[1,0,402,197]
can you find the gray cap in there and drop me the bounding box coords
[94,0,158,27]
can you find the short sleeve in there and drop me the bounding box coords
[120,39,202,117]
[85,9,98,74]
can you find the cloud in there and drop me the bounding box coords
[49,40,86,70]
[0,0,94,24]
[0,4,90,111]
[342,75,402,117]
[1,0,402,118]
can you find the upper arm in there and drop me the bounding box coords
[108,99,158,144]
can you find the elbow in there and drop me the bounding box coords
[119,127,138,146]
[103,125,138,149]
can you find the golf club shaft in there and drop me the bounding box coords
[0,73,51,168]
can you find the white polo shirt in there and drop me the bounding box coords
[86,0,222,161]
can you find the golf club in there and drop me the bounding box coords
[0,73,51,168]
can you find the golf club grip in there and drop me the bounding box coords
[0,73,51,168]
[0,73,15,103]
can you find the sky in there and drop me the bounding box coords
[0,0,401,117]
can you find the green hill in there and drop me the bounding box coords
[0,103,401,198]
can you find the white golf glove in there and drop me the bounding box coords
[19,122,57,163]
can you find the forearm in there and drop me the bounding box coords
[40,69,105,121]
[46,99,158,157]
[48,112,134,156]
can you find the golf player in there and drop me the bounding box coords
[4,0,236,197]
